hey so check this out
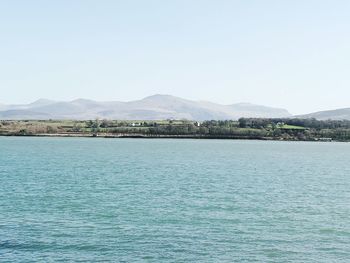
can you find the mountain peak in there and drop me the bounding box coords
[297,107,350,120]
[142,94,179,100]
[0,95,292,120]
[28,98,56,107]
[232,102,254,106]
[71,98,97,103]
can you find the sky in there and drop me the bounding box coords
[1,0,350,114]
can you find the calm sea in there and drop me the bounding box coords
[0,137,349,262]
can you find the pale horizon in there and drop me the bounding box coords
[1,93,349,116]
[1,0,350,115]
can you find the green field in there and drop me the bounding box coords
[1,118,350,141]
[278,124,306,130]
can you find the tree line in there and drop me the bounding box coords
[1,118,350,141]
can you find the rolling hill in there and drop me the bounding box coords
[0,95,291,120]
[297,108,350,120]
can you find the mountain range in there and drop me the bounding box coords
[0,95,348,120]
[296,108,350,120]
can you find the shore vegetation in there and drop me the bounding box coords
[1,118,350,141]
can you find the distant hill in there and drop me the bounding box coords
[0,103,6,111]
[297,108,350,120]
[0,95,291,120]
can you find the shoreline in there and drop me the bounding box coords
[0,133,339,142]
[1,119,348,142]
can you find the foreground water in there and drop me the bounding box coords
[0,137,349,262]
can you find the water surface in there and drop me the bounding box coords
[0,137,349,262]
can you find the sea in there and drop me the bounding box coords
[0,137,349,262]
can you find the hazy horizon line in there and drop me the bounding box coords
[1,94,350,116]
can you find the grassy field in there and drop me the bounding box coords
[278,124,306,130]
[0,119,198,135]
[1,119,350,141]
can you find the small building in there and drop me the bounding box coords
[131,122,141,127]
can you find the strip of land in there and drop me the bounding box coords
[1,118,350,141]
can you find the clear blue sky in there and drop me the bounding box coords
[1,0,349,114]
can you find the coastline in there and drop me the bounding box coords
[1,119,348,142]
[0,133,337,142]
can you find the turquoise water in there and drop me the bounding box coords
[0,137,349,262]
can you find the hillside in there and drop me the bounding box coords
[0,95,291,120]
[297,108,350,120]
